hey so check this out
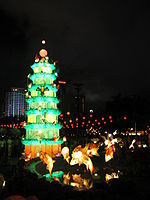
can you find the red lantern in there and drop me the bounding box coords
[124,116,127,120]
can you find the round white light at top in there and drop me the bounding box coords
[42,40,46,44]
[39,49,47,57]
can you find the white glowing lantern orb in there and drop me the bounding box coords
[39,49,47,57]
[42,40,46,44]
[105,140,109,146]
[61,147,69,155]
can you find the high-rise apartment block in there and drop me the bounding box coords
[5,87,28,118]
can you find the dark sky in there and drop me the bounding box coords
[0,0,150,112]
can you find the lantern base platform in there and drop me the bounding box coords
[24,143,62,160]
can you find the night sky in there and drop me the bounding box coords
[0,0,150,112]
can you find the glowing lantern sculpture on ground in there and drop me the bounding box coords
[129,139,136,149]
[69,143,100,175]
[39,151,55,175]
[105,172,119,183]
[101,132,117,162]
[22,42,63,160]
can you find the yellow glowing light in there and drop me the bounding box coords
[91,138,99,143]
[105,172,119,183]
[63,173,71,185]
[46,114,56,123]
[63,136,67,142]
[28,114,36,123]
[87,147,99,157]
[67,112,70,115]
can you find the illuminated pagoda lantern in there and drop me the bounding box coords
[22,41,63,160]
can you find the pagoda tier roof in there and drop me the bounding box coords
[28,84,58,92]
[30,73,56,81]
[31,62,55,70]
[26,96,59,104]
[26,108,61,115]
[24,123,62,130]
[22,139,63,145]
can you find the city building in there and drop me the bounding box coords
[5,87,28,118]
[57,82,85,116]
[57,80,66,114]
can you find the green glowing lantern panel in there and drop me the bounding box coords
[33,66,53,74]
[29,102,57,110]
